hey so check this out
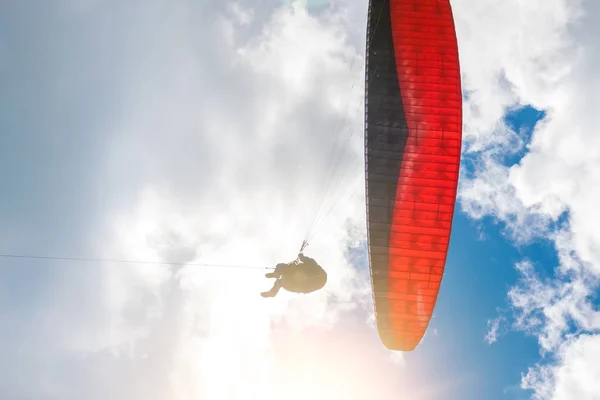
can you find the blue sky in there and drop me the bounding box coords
[346,107,551,400]
[429,108,549,399]
[1,0,600,399]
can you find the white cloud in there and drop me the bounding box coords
[522,335,600,400]
[0,1,407,399]
[485,317,502,345]
[452,0,600,397]
[98,2,376,396]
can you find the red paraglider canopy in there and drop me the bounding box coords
[365,0,462,351]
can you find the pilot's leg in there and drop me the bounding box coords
[261,278,282,298]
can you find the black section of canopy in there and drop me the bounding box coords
[365,0,410,350]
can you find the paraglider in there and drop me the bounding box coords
[261,252,327,297]
[364,0,463,351]
[259,0,461,353]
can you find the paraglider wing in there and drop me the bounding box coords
[365,0,462,351]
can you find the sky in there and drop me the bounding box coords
[0,0,599,399]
